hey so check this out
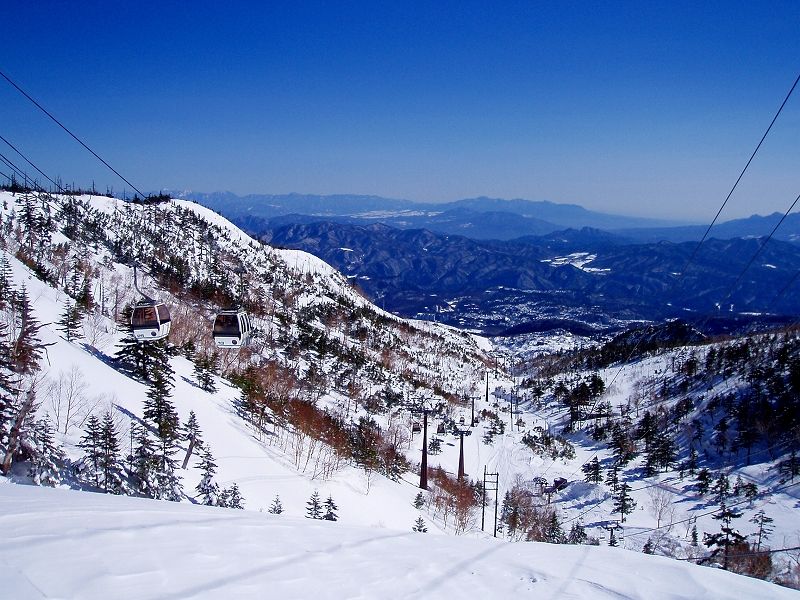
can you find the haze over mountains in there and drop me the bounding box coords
[172,191,800,244]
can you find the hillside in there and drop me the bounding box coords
[2,188,800,594]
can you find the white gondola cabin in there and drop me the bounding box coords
[213,309,253,348]
[131,301,171,341]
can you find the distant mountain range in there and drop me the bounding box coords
[259,220,800,333]
[172,191,800,244]
[171,191,800,333]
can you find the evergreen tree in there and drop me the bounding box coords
[27,417,64,487]
[195,445,220,506]
[412,516,428,533]
[711,473,730,504]
[749,510,774,552]
[9,286,48,375]
[181,410,203,468]
[78,414,103,487]
[427,436,442,455]
[567,521,587,545]
[642,538,655,554]
[323,494,338,521]
[226,483,244,509]
[690,524,699,547]
[268,494,284,514]
[582,456,602,483]
[0,253,13,310]
[142,350,182,501]
[99,411,123,493]
[306,490,322,519]
[636,410,657,452]
[194,353,217,393]
[544,511,565,544]
[686,444,698,476]
[704,501,746,570]
[696,468,711,495]
[612,482,636,522]
[131,422,158,498]
[57,298,82,342]
[605,462,620,493]
[114,308,168,383]
[413,491,425,510]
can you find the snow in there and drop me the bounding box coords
[541,252,611,274]
[0,483,792,600]
[3,190,799,597]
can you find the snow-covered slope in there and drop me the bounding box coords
[1,482,793,600]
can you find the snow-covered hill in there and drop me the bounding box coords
[2,188,799,595]
[1,482,794,600]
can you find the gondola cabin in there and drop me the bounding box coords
[213,309,253,348]
[131,301,171,341]
[411,421,422,434]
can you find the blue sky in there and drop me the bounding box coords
[1,1,798,220]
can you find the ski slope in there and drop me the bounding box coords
[1,482,793,600]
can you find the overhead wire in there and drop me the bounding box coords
[0,133,66,193]
[536,69,800,487]
[0,67,146,198]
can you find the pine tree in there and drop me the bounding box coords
[582,456,602,483]
[605,462,620,493]
[323,494,338,521]
[690,524,699,547]
[0,253,14,310]
[142,350,182,501]
[568,521,587,545]
[704,501,746,570]
[79,414,103,487]
[195,445,220,506]
[544,511,565,544]
[9,286,48,375]
[412,516,428,533]
[57,298,82,342]
[27,418,64,487]
[427,436,442,455]
[642,538,655,554]
[131,422,158,498]
[696,468,711,495]
[306,490,322,519]
[711,473,730,504]
[181,410,203,469]
[413,491,425,510]
[749,510,774,552]
[99,411,123,493]
[226,483,244,509]
[612,481,636,522]
[268,494,284,514]
[114,308,168,383]
[194,353,217,393]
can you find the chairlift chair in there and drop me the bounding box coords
[213,308,253,348]
[412,421,422,434]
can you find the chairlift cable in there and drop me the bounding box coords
[679,71,800,277]
[0,68,146,198]
[0,133,64,192]
[549,72,800,482]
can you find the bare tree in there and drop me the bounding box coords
[647,485,676,530]
[46,365,90,434]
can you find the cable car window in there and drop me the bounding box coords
[132,306,158,328]
[157,304,171,323]
[214,314,240,336]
